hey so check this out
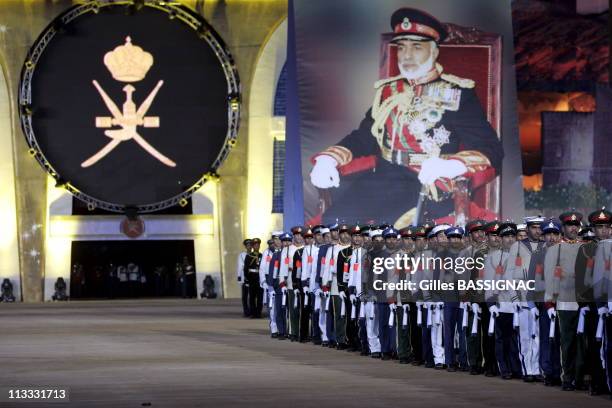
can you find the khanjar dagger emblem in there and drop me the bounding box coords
[82,37,176,168]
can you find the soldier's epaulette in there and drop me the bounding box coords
[373,75,403,89]
[440,73,475,89]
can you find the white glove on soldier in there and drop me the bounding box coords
[294,289,300,296]
[389,303,397,311]
[547,307,556,320]
[598,306,609,316]
[310,155,340,188]
[349,294,357,303]
[471,303,481,314]
[418,157,467,185]
[281,286,288,295]
[530,306,539,318]
[262,282,269,291]
[339,292,346,300]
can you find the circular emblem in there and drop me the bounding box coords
[120,216,145,239]
[401,17,412,31]
[19,2,240,213]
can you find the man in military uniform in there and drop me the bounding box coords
[280,227,304,341]
[459,219,488,375]
[348,225,369,355]
[394,227,415,364]
[273,232,293,339]
[398,226,422,364]
[427,224,451,368]
[531,219,562,386]
[362,227,385,358]
[544,210,584,390]
[484,221,522,380]
[313,226,333,346]
[245,238,263,318]
[376,227,402,360]
[593,215,612,394]
[237,239,252,317]
[575,208,611,395]
[440,226,469,372]
[299,227,316,342]
[260,236,280,337]
[506,216,545,382]
[322,224,353,349]
[412,224,434,367]
[309,8,504,224]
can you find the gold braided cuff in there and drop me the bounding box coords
[318,145,353,166]
[444,150,491,173]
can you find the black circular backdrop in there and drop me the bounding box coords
[19,3,240,212]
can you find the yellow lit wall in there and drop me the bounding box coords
[246,18,286,240]
[0,68,20,298]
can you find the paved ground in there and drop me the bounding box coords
[0,299,610,408]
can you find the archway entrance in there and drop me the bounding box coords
[69,240,196,299]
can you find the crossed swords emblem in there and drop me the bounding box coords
[82,37,176,168]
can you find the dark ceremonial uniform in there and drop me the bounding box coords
[532,220,562,385]
[544,210,584,390]
[292,246,305,340]
[336,245,354,348]
[574,208,612,394]
[244,249,263,318]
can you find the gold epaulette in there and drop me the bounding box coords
[440,73,475,89]
[373,75,403,89]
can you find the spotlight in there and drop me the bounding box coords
[179,198,189,207]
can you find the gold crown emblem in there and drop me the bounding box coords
[103,37,153,82]
[599,212,606,219]
[571,214,577,221]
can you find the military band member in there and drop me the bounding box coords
[426,224,450,368]
[273,233,293,339]
[376,227,401,360]
[309,8,504,224]
[517,224,528,242]
[245,238,263,318]
[459,219,487,375]
[322,224,353,349]
[348,225,368,355]
[593,215,612,394]
[260,237,279,337]
[507,216,545,382]
[289,227,305,341]
[305,225,324,344]
[411,224,434,367]
[544,210,583,390]
[313,226,333,346]
[575,208,612,395]
[299,227,316,342]
[237,239,252,317]
[395,227,415,364]
[440,226,469,372]
[532,220,562,386]
[485,221,522,380]
[362,227,385,358]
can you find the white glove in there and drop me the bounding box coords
[314,288,322,297]
[349,294,357,303]
[294,288,300,296]
[418,157,467,185]
[436,302,444,309]
[547,307,556,320]
[471,303,481,314]
[281,286,288,294]
[598,306,609,316]
[339,292,346,300]
[489,305,499,317]
[262,282,269,291]
[530,306,539,318]
[580,306,590,315]
[310,155,339,188]
[389,303,397,311]
[303,286,310,294]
